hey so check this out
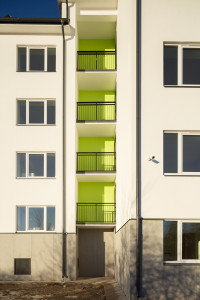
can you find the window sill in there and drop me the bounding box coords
[17,124,56,126]
[164,84,200,88]
[17,71,56,73]
[16,177,56,179]
[164,173,200,176]
[16,231,56,233]
[164,261,200,265]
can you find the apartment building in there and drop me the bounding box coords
[1,0,200,299]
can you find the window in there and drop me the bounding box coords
[164,132,200,174]
[17,100,55,125]
[17,206,55,231]
[17,46,56,72]
[14,258,31,275]
[164,44,200,85]
[164,221,200,262]
[17,152,55,178]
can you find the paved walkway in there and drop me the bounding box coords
[77,277,128,300]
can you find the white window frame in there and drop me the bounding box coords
[16,152,56,178]
[17,46,56,72]
[16,206,56,232]
[164,131,200,175]
[164,220,200,264]
[17,99,56,125]
[164,43,200,86]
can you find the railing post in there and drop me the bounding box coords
[95,203,97,222]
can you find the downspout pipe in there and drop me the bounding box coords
[61,18,67,279]
[136,0,142,298]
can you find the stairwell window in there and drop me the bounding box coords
[17,46,56,72]
[17,206,55,231]
[17,99,55,125]
[17,152,55,178]
[164,220,200,263]
[164,132,200,175]
[164,44,200,86]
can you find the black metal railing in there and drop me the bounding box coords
[77,152,116,172]
[77,203,116,223]
[77,102,116,122]
[77,51,116,71]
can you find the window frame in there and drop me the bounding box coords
[164,131,200,175]
[16,206,56,232]
[16,152,56,178]
[17,46,56,72]
[164,43,200,86]
[17,99,56,126]
[164,220,200,264]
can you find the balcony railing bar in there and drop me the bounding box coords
[77,102,116,122]
[77,51,116,71]
[76,152,116,173]
[77,203,116,223]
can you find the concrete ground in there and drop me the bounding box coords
[0,277,128,300]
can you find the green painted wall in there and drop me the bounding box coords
[79,91,115,102]
[78,182,115,204]
[79,39,115,51]
[79,137,115,152]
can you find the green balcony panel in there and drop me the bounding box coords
[78,39,116,70]
[78,182,115,204]
[79,91,115,102]
[79,137,115,152]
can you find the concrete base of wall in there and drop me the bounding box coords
[66,233,77,280]
[0,233,62,281]
[114,220,137,300]
[142,220,200,300]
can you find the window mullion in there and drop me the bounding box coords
[27,153,29,177]
[27,48,30,71]
[44,207,47,231]
[44,48,47,71]
[178,45,182,85]
[26,207,28,231]
[44,153,47,177]
[177,221,182,261]
[44,101,47,124]
[178,133,182,174]
[26,100,29,124]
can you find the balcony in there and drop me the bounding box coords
[77,203,116,224]
[77,102,116,122]
[77,51,116,71]
[77,152,116,173]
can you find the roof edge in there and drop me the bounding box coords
[0,17,69,25]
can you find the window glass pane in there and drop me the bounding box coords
[47,100,55,124]
[164,46,177,85]
[183,135,200,172]
[29,102,44,124]
[17,101,26,124]
[29,207,44,230]
[30,49,44,71]
[29,154,44,177]
[18,48,26,71]
[163,221,177,261]
[17,207,26,231]
[164,133,178,173]
[183,49,200,84]
[47,207,55,231]
[47,48,56,72]
[17,153,26,177]
[47,153,55,177]
[182,223,200,259]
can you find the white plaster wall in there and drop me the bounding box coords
[116,0,137,230]
[0,34,63,232]
[65,3,77,233]
[142,0,200,218]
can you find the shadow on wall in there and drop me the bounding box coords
[0,234,62,281]
[114,220,137,300]
[142,220,200,300]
